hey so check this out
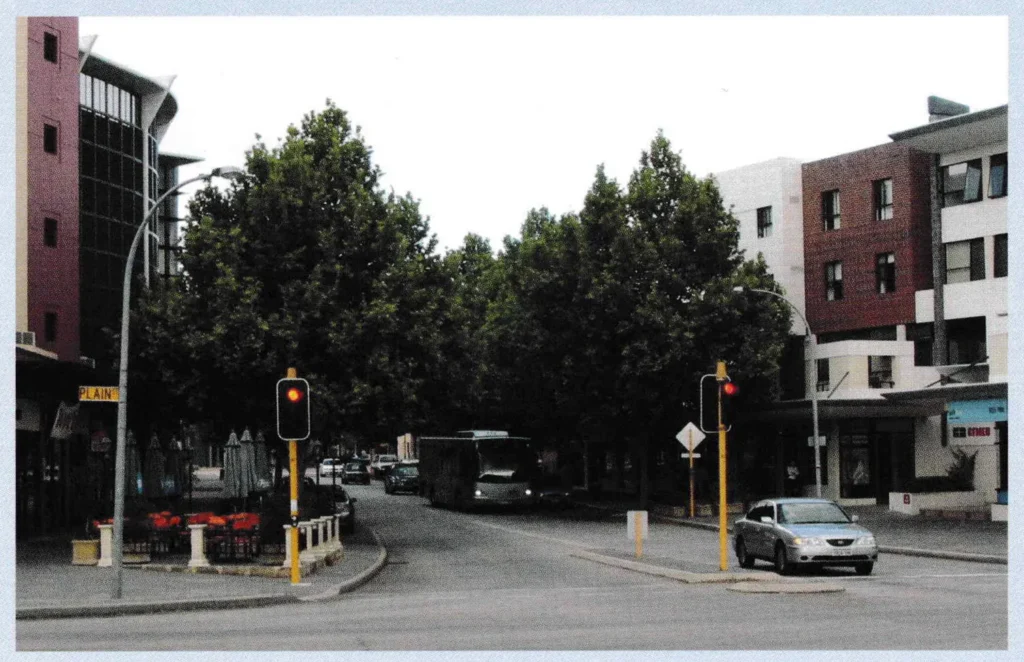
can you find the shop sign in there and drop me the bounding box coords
[947,399,1007,423]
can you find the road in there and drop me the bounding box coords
[18,474,1008,651]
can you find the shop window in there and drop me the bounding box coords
[868,356,894,389]
[994,234,1007,278]
[876,252,896,294]
[945,238,984,284]
[825,261,843,301]
[989,153,1007,198]
[822,190,841,231]
[757,206,772,238]
[874,178,893,220]
[43,31,58,63]
[942,159,983,207]
[43,123,58,154]
[44,217,57,247]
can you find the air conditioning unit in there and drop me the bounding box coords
[16,331,36,346]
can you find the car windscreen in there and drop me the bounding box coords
[778,502,850,524]
[477,441,534,483]
[393,466,418,477]
[345,463,365,471]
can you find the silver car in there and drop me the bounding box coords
[733,498,879,575]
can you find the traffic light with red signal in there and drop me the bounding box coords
[276,377,311,441]
[699,364,740,432]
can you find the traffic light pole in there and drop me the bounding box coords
[716,360,728,572]
[286,367,300,585]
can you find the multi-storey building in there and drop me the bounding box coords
[16,17,194,534]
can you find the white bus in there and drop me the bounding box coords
[418,431,537,510]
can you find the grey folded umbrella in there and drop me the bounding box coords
[222,431,244,499]
[143,433,166,499]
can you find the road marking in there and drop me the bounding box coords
[422,510,590,549]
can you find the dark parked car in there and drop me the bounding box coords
[384,463,420,494]
[304,478,357,534]
[341,461,371,485]
[733,498,878,575]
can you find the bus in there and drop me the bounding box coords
[418,430,537,510]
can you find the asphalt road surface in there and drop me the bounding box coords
[18,478,1008,652]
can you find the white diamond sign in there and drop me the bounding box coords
[676,422,706,451]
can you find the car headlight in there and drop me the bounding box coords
[525,489,532,496]
[855,536,876,546]
[474,489,482,496]
[792,537,826,546]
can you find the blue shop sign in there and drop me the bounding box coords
[947,399,1008,423]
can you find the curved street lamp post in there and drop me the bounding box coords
[110,166,244,599]
[734,286,822,499]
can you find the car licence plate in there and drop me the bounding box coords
[834,549,853,556]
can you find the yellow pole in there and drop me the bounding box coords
[688,429,695,519]
[635,512,643,559]
[287,367,300,584]
[717,360,728,572]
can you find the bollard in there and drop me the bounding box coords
[187,524,210,568]
[281,524,294,568]
[331,514,342,551]
[97,524,114,567]
[316,517,329,557]
[298,522,316,563]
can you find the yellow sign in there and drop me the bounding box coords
[79,386,120,402]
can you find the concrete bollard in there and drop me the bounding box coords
[188,524,210,568]
[316,517,329,557]
[97,524,113,567]
[332,514,343,552]
[298,522,316,563]
[281,524,294,568]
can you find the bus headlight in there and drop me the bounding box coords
[525,489,532,496]
[474,489,482,497]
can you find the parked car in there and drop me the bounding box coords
[305,478,357,534]
[370,454,399,479]
[318,458,343,477]
[384,463,420,494]
[732,498,879,576]
[341,461,371,485]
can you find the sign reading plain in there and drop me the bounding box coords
[78,386,120,402]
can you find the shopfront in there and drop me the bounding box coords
[837,418,915,503]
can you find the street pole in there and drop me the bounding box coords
[110,167,243,599]
[735,287,822,498]
[688,429,695,519]
[716,360,728,572]
[287,367,301,584]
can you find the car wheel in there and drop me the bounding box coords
[385,483,392,494]
[735,537,755,569]
[428,487,439,507]
[855,562,874,576]
[774,542,791,576]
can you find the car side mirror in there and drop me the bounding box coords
[850,514,859,522]
[760,516,773,524]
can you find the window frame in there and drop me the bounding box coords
[822,190,841,231]
[816,358,830,392]
[989,153,1007,198]
[868,355,894,389]
[876,252,896,294]
[756,206,773,239]
[43,31,58,63]
[43,123,58,154]
[825,260,843,301]
[43,217,58,247]
[994,233,1007,278]
[942,159,983,207]
[874,178,893,221]
[944,238,985,284]
[44,312,58,343]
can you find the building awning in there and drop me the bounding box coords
[745,397,939,423]
[879,382,1008,409]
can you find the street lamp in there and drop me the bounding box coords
[733,286,823,498]
[110,166,245,599]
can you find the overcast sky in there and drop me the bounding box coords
[78,16,1008,254]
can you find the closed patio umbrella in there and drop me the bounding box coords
[253,430,271,492]
[222,431,244,500]
[164,437,183,497]
[239,428,257,497]
[143,433,166,499]
[124,430,141,500]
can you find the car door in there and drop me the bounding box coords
[744,505,769,557]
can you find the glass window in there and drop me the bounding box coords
[994,234,1007,278]
[44,312,58,342]
[822,190,841,230]
[43,31,58,63]
[43,123,58,153]
[907,322,934,367]
[989,153,1007,198]
[816,358,830,392]
[756,206,772,238]
[945,239,985,283]
[94,78,106,115]
[874,178,893,220]
[942,159,983,207]
[876,252,896,294]
[825,261,843,301]
[44,217,58,247]
[946,317,986,364]
[868,356,894,389]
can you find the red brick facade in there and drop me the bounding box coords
[803,143,933,335]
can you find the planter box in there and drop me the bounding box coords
[71,539,100,565]
[889,490,988,516]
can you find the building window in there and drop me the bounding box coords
[825,261,843,301]
[44,217,58,247]
[945,238,985,284]
[816,358,830,392]
[874,178,893,221]
[946,317,986,365]
[756,206,772,238]
[907,323,934,367]
[876,252,896,294]
[989,153,1007,198]
[868,356,894,389]
[43,31,58,63]
[822,190,841,231]
[43,123,58,154]
[44,312,58,343]
[942,159,983,207]
[994,234,1007,278]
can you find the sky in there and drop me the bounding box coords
[75,16,1009,255]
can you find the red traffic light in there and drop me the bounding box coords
[722,381,738,396]
[287,387,303,403]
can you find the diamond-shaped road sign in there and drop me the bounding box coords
[676,422,706,451]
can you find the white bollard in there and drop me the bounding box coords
[298,522,316,563]
[316,517,329,557]
[188,524,210,568]
[281,524,294,568]
[97,524,113,567]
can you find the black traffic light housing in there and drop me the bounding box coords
[276,378,311,441]
[699,371,739,433]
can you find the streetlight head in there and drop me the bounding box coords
[733,286,746,293]
[210,165,246,181]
